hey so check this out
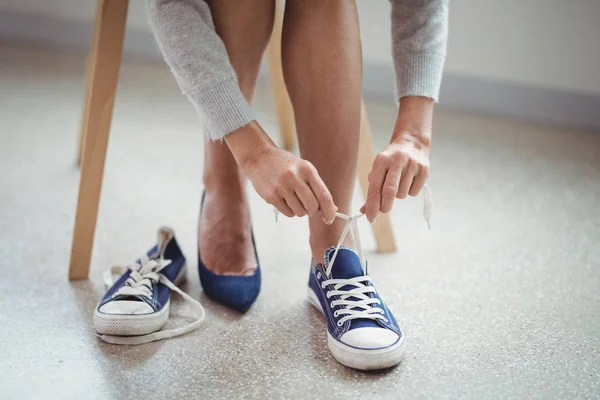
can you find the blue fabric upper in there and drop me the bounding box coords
[97,236,186,314]
[198,256,261,312]
[308,247,402,348]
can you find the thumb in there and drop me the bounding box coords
[360,204,366,214]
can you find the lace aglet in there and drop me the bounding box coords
[422,184,432,231]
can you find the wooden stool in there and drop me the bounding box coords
[70,0,395,280]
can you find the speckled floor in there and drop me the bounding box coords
[1,40,599,400]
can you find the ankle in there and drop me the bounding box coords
[309,224,354,266]
[203,152,245,191]
[203,176,247,199]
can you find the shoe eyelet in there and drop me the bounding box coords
[382,318,388,323]
[330,302,335,309]
[337,321,343,327]
[333,310,339,317]
[317,272,321,279]
[321,283,326,289]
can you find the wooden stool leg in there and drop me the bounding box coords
[77,90,89,167]
[267,0,296,151]
[358,100,396,253]
[77,20,100,167]
[69,0,129,280]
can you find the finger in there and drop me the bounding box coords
[381,166,402,213]
[282,189,307,217]
[397,161,417,199]
[360,204,366,214]
[409,164,429,197]
[295,182,320,218]
[271,196,295,218]
[303,164,337,224]
[365,158,387,223]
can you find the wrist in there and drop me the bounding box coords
[223,121,276,170]
[392,96,434,146]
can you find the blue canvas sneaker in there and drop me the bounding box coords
[94,227,205,345]
[308,187,432,369]
[308,206,425,370]
[309,246,405,369]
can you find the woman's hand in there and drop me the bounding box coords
[245,144,338,223]
[225,121,338,224]
[361,96,434,223]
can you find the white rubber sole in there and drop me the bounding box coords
[94,265,187,337]
[94,300,170,336]
[308,287,406,371]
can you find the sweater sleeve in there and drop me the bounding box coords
[147,0,255,140]
[391,0,449,101]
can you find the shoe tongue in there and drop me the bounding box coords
[156,227,174,257]
[325,247,364,279]
[325,247,380,330]
[142,246,159,263]
[134,227,174,266]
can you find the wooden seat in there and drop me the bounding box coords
[70,0,395,280]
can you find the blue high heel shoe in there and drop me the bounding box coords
[197,191,261,312]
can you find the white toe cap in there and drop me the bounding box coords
[98,300,153,315]
[340,327,399,349]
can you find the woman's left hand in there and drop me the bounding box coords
[361,96,434,223]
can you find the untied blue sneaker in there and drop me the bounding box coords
[94,227,205,345]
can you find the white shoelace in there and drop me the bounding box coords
[321,212,388,326]
[277,185,432,325]
[327,184,432,276]
[98,254,205,345]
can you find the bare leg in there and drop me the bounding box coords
[281,0,362,265]
[200,0,275,275]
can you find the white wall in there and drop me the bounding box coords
[2,0,599,96]
[0,0,149,30]
[357,0,600,96]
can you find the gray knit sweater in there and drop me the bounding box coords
[148,1,448,140]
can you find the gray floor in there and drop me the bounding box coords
[1,40,599,400]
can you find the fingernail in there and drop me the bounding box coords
[323,216,334,225]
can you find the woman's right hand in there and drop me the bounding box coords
[243,144,338,223]
[224,121,337,224]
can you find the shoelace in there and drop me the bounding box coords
[98,254,205,345]
[327,184,432,276]
[276,185,432,325]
